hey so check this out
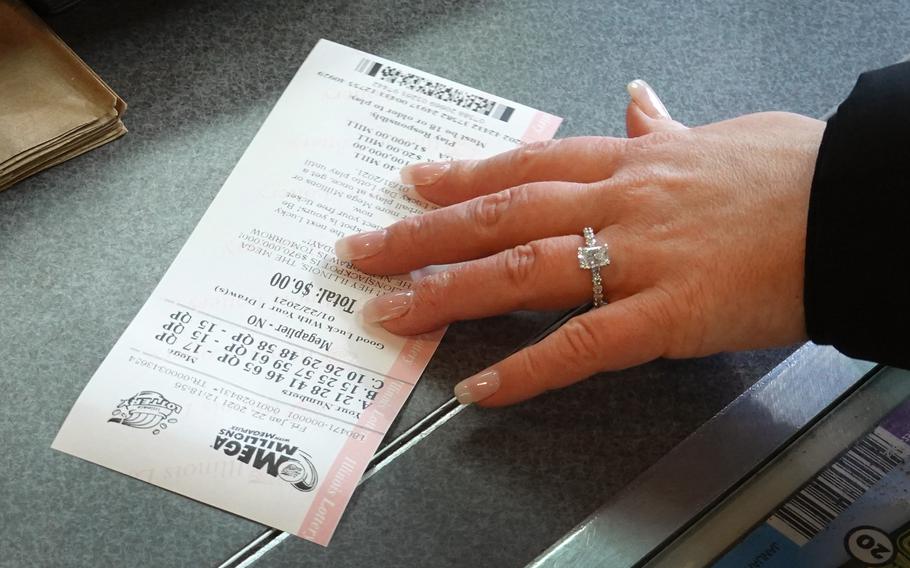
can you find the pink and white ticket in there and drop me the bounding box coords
[53,39,562,545]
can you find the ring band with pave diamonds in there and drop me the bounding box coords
[577,227,611,308]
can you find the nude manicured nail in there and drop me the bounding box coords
[626,79,671,120]
[400,162,451,186]
[454,369,501,404]
[335,230,386,261]
[360,291,413,323]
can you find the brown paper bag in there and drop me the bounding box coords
[0,0,126,192]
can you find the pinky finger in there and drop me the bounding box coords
[454,292,667,407]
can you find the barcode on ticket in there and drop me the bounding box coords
[767,427,908,545]
[355,58,515,122]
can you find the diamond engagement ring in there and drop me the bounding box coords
[577,227,610,308]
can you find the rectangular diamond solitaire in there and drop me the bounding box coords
[578,246,610,269]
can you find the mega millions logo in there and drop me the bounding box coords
[108,390,182,434]
[213,427,318,492]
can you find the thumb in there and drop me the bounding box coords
[625,79,687,137]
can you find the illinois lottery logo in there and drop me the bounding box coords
[212,426,319,492]
[107,390,182,435]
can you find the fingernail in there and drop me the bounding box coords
[400,162,451,186]
[626,79,671,120]
[454,369,501,404]
[335,230,386,261]
[360,291,413,323]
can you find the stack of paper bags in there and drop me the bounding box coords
[0,0,126,193]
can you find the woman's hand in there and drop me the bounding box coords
[335,80,826,407]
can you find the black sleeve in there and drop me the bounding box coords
[804,61,910,368]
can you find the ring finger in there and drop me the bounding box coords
[361,229,629,335]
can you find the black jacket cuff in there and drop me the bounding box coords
[804,61,910,367]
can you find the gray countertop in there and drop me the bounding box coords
[2,1,908,566]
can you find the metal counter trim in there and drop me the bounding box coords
[527,344,876,568]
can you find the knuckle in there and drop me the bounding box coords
[640,298,674,337]
[390,214,427,247]
[469,188,514,228]
[509,140,554,171]
[500,242,539,289]
[627,127,689,152]
[606,164,686,217]
[667,280,710,356]
[589,136,627,161]
[558,317,603,361]
[455,158,481,181]
[635,288,678,356]
[411,271,454,314]
[517,348,553,396]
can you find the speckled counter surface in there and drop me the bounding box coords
[1,1,908,567]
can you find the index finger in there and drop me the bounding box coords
[405,136,626,206]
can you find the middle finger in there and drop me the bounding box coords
[340,181,617,275]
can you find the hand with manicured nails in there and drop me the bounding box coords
[334,80,826,407]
